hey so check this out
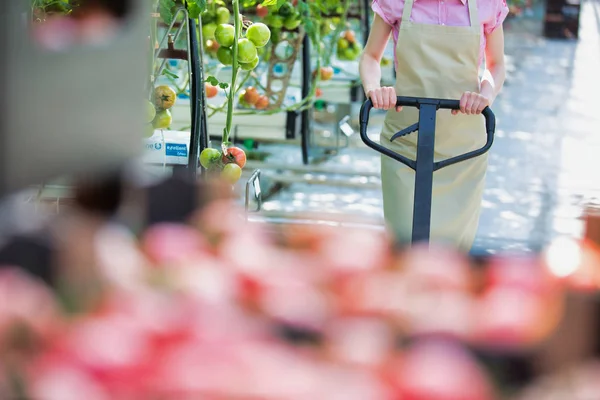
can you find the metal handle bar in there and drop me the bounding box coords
[359,96,495,171]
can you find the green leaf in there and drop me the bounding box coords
[261,0,277,6]
[159,0,175,25]
[206,76,220,86]
[276,0,287,8]
[218,82,229,89]
[161,69,180,79]
[186,0,206,18]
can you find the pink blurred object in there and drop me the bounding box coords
[141,223,210,266]
[0,268,59,340]
[31,16,79,52]
[36,313,155,398]
[29,361,111,400]
[393,339,495,400]
[325,317,396,368]
[319,228,391,274]
[402,244,472,292]
[486,256,557,294]
[333,271,406,317]
[94,224,149,291]
[471,286,544,350]
[405,290,476,341]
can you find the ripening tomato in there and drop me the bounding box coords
[205,83,218,99]
[154,85,177,110]
[255,95,269,110]
[221,163,242,184]
[320,66,334,81]
[243,87,259,105]
[222,147,246,168]
[343,30,356,44]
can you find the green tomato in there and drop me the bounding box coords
[144,124,155,138]
[216,7,231,24]
[221,163,242,184]
[152,109,172,130]
[215,24,235,48]
[200,148,222,169]
[283,15,301,30]
[146,99,156,123]
[265,14,284,29]
[270,28,281,44]
[238,91,249,107]
[216,47,233,65]
[202,23,217,40]
[278,2,294,17]
[246,23,271,48]
[237,38,258,64]
[337,38,349,50]
[320,20,333,36]
[240,57,259,71]
[201,11,215,24]
[344,48,357,60]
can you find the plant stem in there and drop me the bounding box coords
[223,0,241,145]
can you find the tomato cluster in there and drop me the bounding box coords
[201,1,271,72]
[238,86,269,110]
[337,30,363,61]
[200,146,247,184]
[144,85,177,137]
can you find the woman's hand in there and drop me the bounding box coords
[367,86,403,112]
[451,91,490,115]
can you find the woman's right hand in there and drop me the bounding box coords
[367,87,403,112]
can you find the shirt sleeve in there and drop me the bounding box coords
[372,0,399,27]
[484,0,509,35]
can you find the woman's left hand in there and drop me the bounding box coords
[451,91,490,115]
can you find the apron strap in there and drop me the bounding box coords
[401,0,416,24]
[467,0,480,29]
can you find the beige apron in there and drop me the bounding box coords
[380,0,487,251]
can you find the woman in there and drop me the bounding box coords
[359,0,509,250]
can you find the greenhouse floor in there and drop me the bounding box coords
[249,0,600,255]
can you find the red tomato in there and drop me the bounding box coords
[221,146,247,168]
[256,4,268,18]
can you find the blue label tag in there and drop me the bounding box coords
[165,143,188,157]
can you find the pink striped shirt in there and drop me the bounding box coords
[372,0,509,67]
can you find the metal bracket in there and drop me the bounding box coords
[390,122,419,141]
[245,169,262,218]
